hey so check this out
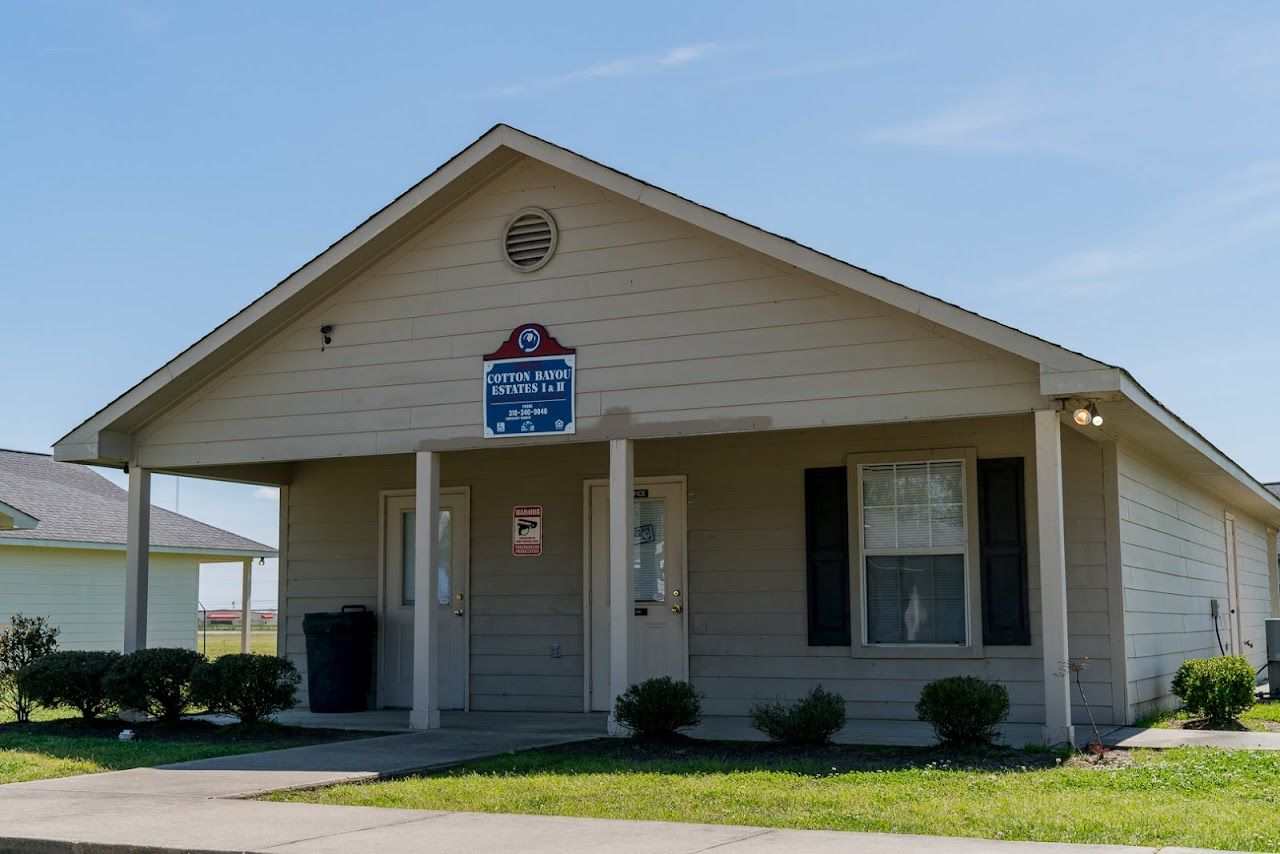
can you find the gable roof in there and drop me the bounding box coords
[0,449,273,557]
[51,124,1280,524]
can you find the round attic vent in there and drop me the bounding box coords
[502,207,557,272]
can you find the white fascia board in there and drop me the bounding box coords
[1047,366,1280,518]
[1117,371,1280,514]
[53,132,516,457]
[0,538,275,559]
[500,126,1109,375]
[57,125,1114,464]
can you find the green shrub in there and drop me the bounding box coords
[749,685,847,745]
[1172,655,1256,724]
[0,614,60,722]
[915,676,1010,747]
[613,677,701,740]
[16,650,120,719]
[190,654,300,724]
[104,647,205,721]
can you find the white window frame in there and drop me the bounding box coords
[847,448,983,660]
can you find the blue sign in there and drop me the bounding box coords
[483,324,576,438]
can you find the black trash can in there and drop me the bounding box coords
[302,605,376,713]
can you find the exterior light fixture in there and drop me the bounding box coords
[1072,402,1103,428]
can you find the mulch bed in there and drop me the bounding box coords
[525,736,1082,774]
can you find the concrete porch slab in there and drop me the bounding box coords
[266,708,1051,748]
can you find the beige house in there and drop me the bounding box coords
[0,449,273,650]
[54,126,1280,743]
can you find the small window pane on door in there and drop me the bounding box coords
[402,508,453,606]
[633,499,666,602]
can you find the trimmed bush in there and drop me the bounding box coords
[190,654,301,724]
[749,685,847,745]
[16,650,120,719]
[1172,655,1255,725]
[104,647,205,721]
[613,677,701,740]
[0,614,60,722]
[915,676,1010,747]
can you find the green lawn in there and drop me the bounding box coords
[0,713,360,785]
[270,739,1280,851]
[197,629,276,659]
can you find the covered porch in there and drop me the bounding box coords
[119,412,1108,747]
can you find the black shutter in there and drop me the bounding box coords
[805,467,851,646]
[978,457,1030,645]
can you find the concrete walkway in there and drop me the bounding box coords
[1102,725,1280,750]
[0,791,1242,853]
[0,712,1272,852]
[9,715,605,799]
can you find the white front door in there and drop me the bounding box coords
[381,490,470,709]
[587,478,687,711]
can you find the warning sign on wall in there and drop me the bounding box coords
[512,506,543,556]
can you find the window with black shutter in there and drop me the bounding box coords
[805,467,851,645]
[978,457,1030,645]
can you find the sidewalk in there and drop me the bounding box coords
[0,790,1243,853]
[0,718,1272,853]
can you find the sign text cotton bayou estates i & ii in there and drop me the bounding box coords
[482,324,576,439]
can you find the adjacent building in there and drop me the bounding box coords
[0,449,273,650]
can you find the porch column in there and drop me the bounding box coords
[1034,409,1074,746]
[411,451,441,730]
[123,466,151,653]
[240,557,253,653]
[607,438,634,735]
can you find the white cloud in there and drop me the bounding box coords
[1001,161,1280,297]
[862,89,1040,152]
[482,42,721,97]
[253,486,279,501]
[713,54,897,87]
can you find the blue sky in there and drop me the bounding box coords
[2,3,1278,606]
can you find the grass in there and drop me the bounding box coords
[0,711,363,785]
[270,739,1280,851]
[197,629,276,659]
[1137,699,1280,732]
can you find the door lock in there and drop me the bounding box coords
[670,604,683,615]
[453,609,464,617]
[456,593,465,601]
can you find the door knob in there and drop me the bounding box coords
[453,609,464,617]
[670,604,683,614]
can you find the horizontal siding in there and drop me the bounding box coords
[0,547,197,650]
[135,157,1042,468]
[1117,445,1272,720]
[283,415,1115,725]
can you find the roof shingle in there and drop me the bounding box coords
[0,450,273,555]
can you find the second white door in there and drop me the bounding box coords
[587,478,688,711]
[381,490,470,710]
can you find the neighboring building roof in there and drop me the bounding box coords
[0,449,274,557]
[1267,483,1280,499]
[50,125,1280,524]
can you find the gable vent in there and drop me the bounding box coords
[502,208,558,272]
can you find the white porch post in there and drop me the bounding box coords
[123,466,151,653]
[411,451,441,730]
[240,557,253,653]
[607,438,634,735]
[1035,409,1075,746]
